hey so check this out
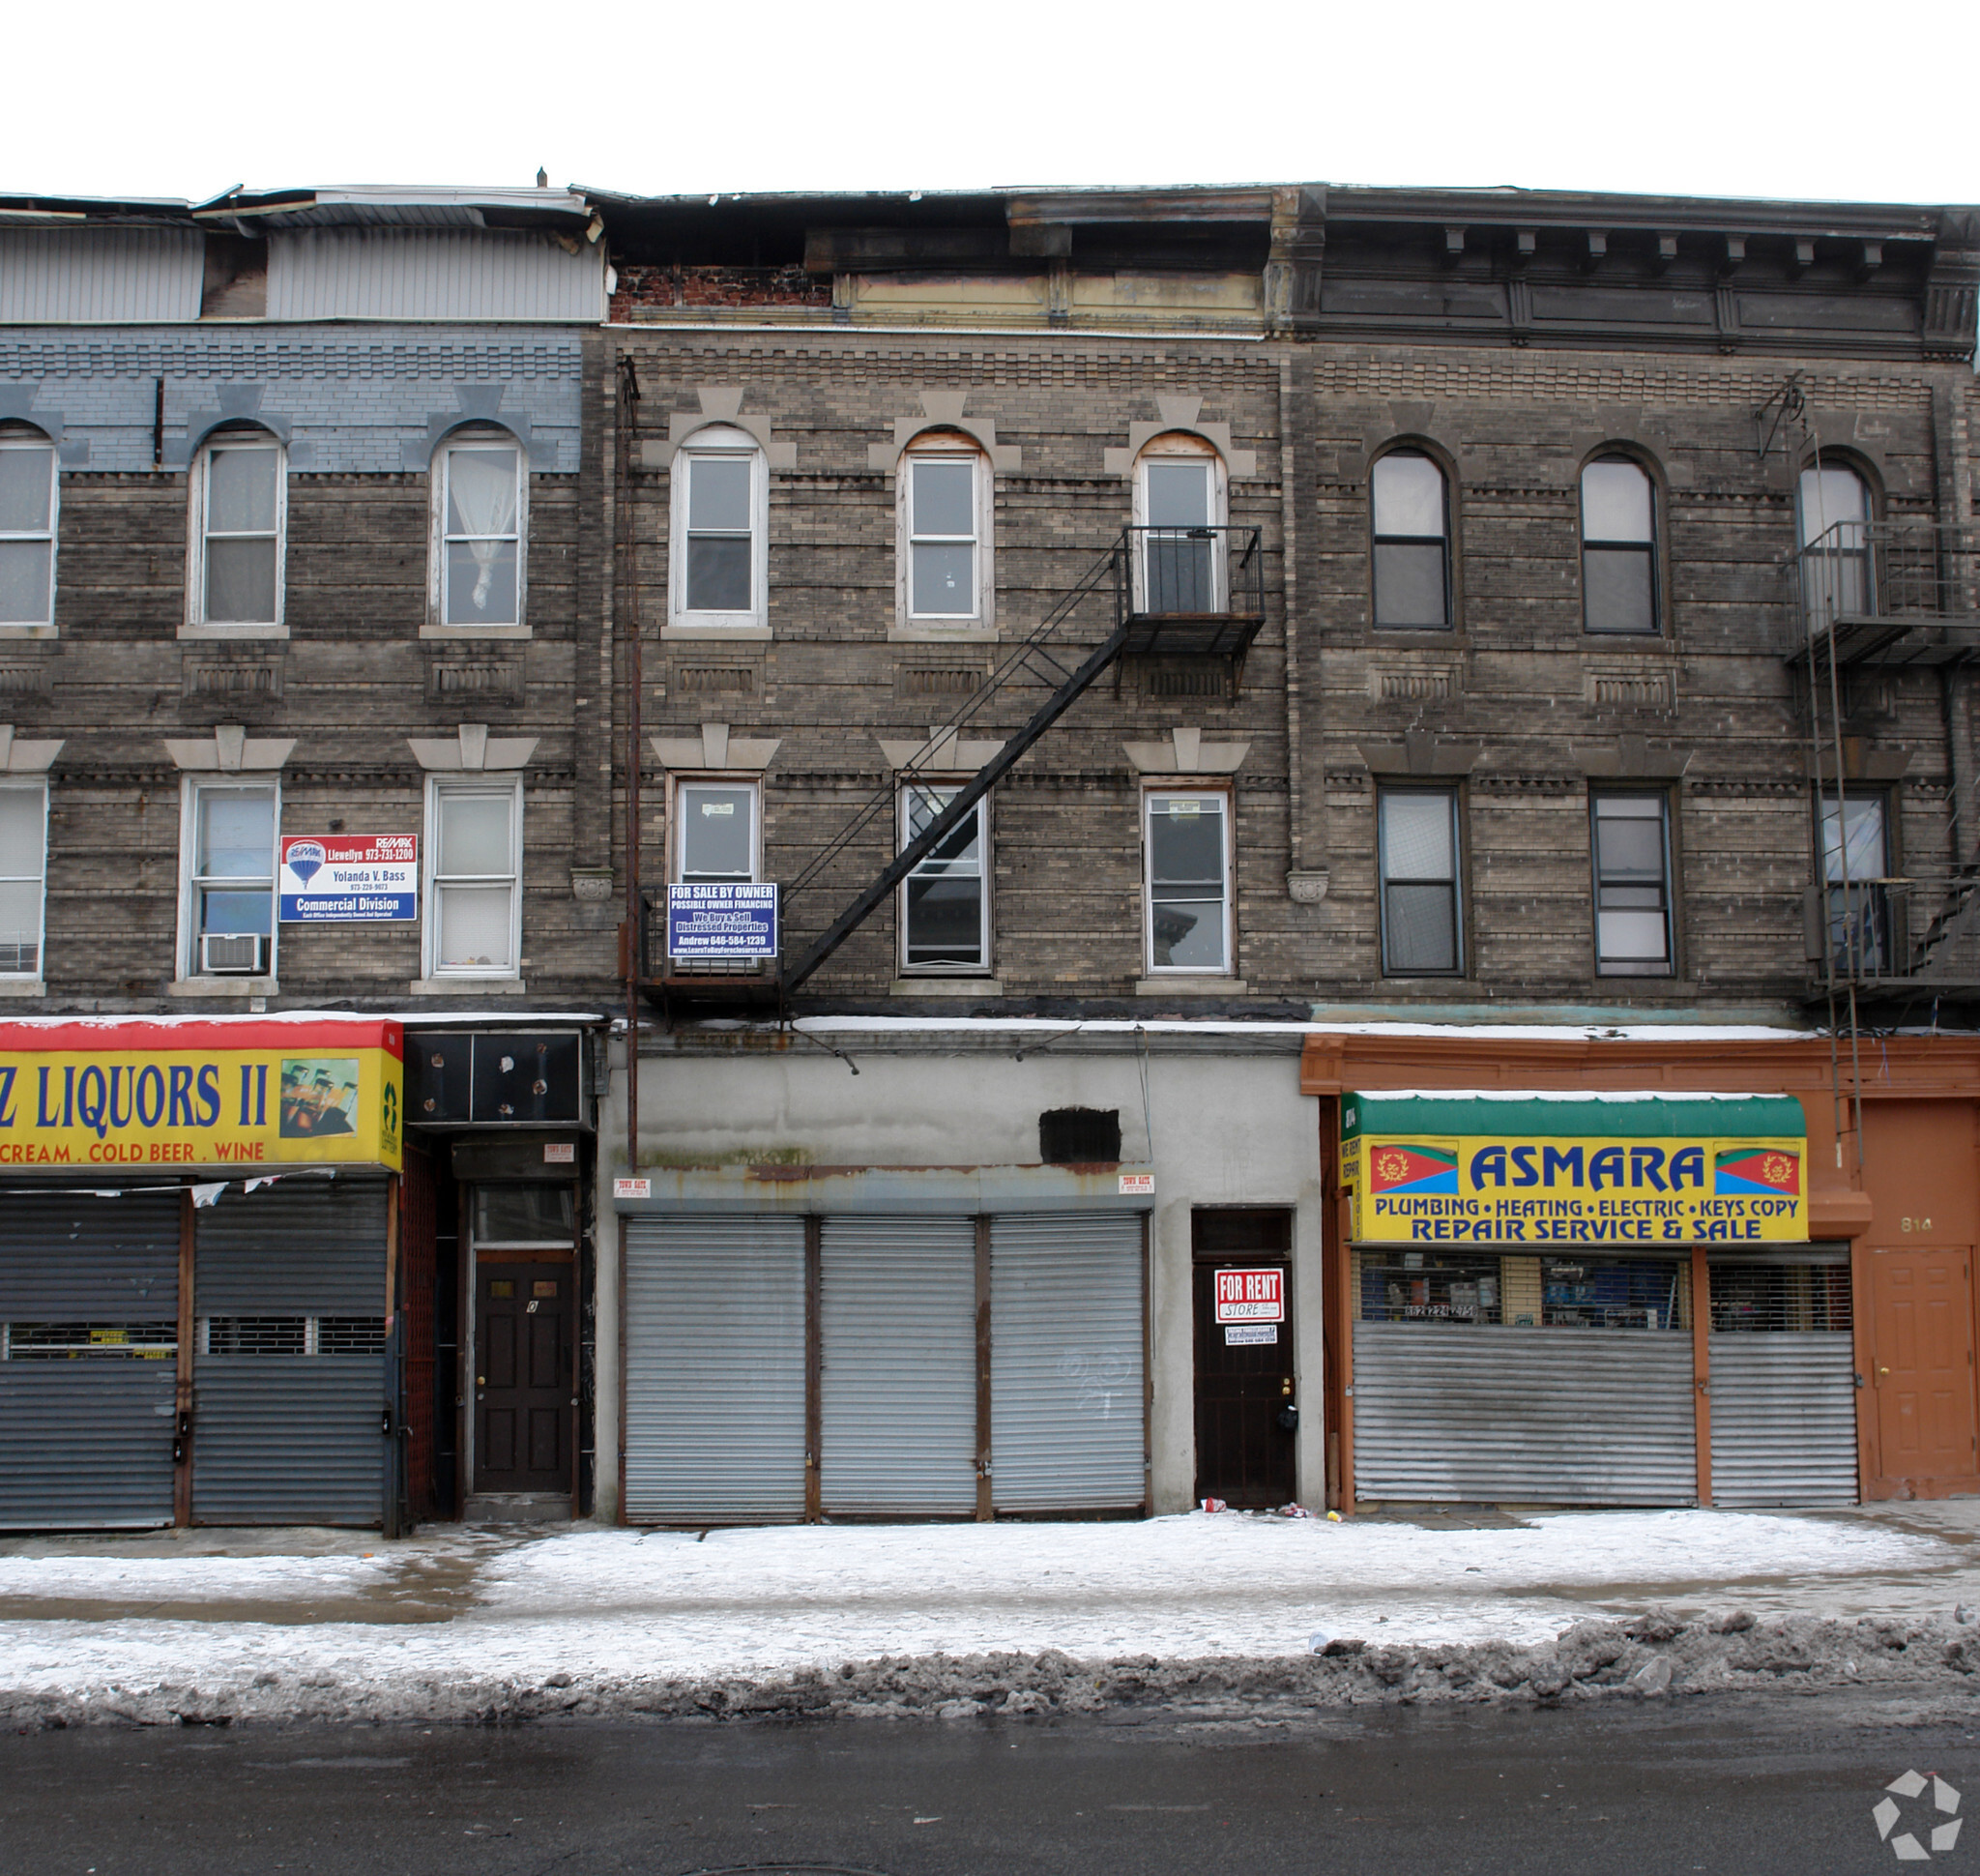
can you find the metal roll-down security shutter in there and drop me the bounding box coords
[0,1190,181,1531]
[819,1216,976,1516]
[192,1174,390,1526]
[624,1215,806,1524]
[1352,1322,1697,1506]
[989,1212,1146,1512]
[1708,1251,1858,1508]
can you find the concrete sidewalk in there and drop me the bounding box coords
[2,1503,1978,1726]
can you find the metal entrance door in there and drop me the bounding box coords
[1193,1261,1295,1508]
[474,1262,572,1495]
[1869,1247,1978,1495]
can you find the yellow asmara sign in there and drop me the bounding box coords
[0,1017,402,1172]
[1350,1133,1807,1245]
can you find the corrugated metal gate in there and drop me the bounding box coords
[990,1213,1147,1513]
[624,1216,807,1524]
[192,1176,390,1526]
[0,1190,182,1531]
[819,1216,977,1516]
[1353,1324,1698,1506]
[623,1210,1147,1524]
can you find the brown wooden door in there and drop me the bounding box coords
[1193,1261,1296,1509]
[1869,1248,1978,1496]
[475,1262,571,1495]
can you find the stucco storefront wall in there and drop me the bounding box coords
[594,1030,1324,1521]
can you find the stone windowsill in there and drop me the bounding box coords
[406,977,528,995]
[177,623,290,642]
[660,623,772,642]
[1134,977,1247,996]
[0,979,44,998]
[419,623,532,641]
[168,976,278,998]
[888,977,1005,997]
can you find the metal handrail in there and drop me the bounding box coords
[1790,519,1980,643]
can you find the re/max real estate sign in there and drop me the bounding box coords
[279,835,418,923]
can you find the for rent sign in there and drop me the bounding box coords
[1214,1267,1285,1324]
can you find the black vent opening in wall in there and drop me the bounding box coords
[1040,1107,1122,1165]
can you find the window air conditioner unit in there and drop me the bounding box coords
[201,932,267,976]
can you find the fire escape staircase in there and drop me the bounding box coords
[639,525,1265,1010]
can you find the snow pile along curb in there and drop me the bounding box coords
[10,1611,1980,1728]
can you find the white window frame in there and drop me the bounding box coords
[176,777,280,985]
[422,777,524,981]
[895,438,995,633]
[897,784,992,976]
[185,430,287,637]
[1378,785,1465,978]
[1591,791,1675,978]
[1142,786,1234,977]
[0,429,59,637]
[0,780,48,982]
[427,427,529,638]
[670,776,762,885]
[1130,435,1229,616]
[667,425,769,635]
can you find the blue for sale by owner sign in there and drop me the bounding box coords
[666,883,778,959]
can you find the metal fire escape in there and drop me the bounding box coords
[638,525,1265,1011]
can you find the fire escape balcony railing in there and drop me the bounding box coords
[1788,520,1980,669]
[1810,875,1980,994]
[637,526,1267,1002]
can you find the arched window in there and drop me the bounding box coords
[1133,433,1226,614]
[1581,455,1658,635]
[433,427,526,629]
[1370,450,1449,629]
[669,424,768,630]
[1797,457,1874,630]
[0,425,58,631]
[189,426,285,630]
[897,433,993,629]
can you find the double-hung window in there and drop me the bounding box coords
[671,427,766,630]
[1371,451,1450,628]
[0,431,57,630]
[1581,457,1659,634]
[906,454,981,621]
[676,781,759,884]
[1820,790,1891,978]
[899,786,989,972]
[426,779,522,978]
[1379,787,1463,975]
[437,433,524,628]
[184,781,277,978]
[192,435,284,629]
[1144,790,1231,974]
[0,784,47,977]
[1592,794,1674,976]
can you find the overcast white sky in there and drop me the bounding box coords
[6,0,1975,208]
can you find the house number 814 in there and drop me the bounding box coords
[1902,1217,1934,1233]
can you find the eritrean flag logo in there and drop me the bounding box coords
[1714,1147,1801,1198]
[1368,1142,1459,1195]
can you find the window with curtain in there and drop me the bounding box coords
[427,780,521,977]
[439,435,523,626]
[195,435,283,627]
[0,785,46,976]
[1379,787,1463,975]
[0,431,57,630]
[1371,451,1450,628]
[1797,461,1874,631]
[671,426,766,629]
[1582,457,1659,634]
[1144,790,1231,974]
[900,786,989,971]
[186,782,277,976]
[1592,793,1674,976]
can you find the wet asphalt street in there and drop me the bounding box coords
[4,1692,1976,1875]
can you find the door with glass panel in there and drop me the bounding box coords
[429,783,519,977]
[1797,463,1873,631]
[1145,792,1230,974]
[1820,791,1891,978]
[189,783,277,977]
[899,787,988,973]
[674,782,759,974]
[1139,458,1218,614]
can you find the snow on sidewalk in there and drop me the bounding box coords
[0,1508,1965,1710]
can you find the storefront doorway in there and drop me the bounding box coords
[1192,1209,1296,1510]
[1868,1246,1978,1497]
